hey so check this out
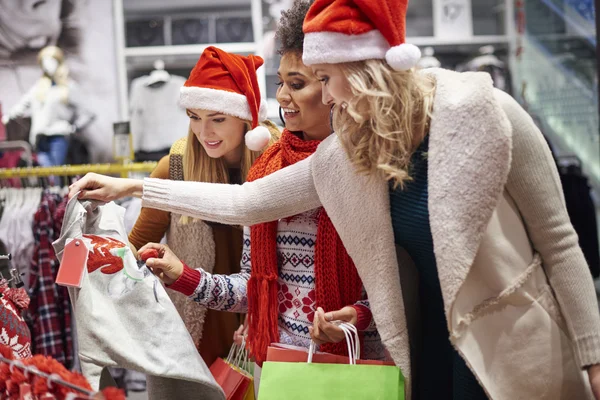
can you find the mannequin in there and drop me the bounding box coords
[2,46,94,166]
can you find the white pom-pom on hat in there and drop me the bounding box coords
[245,125,271,151]
[385,43,421,71]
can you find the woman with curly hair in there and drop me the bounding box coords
[70,0,600,399]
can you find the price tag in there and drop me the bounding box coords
[56,238,88,288]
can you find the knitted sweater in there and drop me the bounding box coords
[128,138,242,366]
[170,208,387,360]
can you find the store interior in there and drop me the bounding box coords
[0,0,598,398]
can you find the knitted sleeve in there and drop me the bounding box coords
[170,226,252,313]
[128,156,171,250]
[353,285,375,331]
[352,299,374,331]
[142,156,321,226]
[498,89,600,368]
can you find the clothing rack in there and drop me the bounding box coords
[0,355,95,396]
[0,161,157,179]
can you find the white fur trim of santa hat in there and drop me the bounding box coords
[385,43,421,71]
[303,30,421,71]
[303,30,388,66]
[179,86,268,122]
[245,125,271,151]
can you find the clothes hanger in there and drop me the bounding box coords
[466,45,505,70]
[145,59,170,87]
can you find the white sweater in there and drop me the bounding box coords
[129,75,189,152]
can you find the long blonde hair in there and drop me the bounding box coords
[180,119,279,224]
[333,60,435,189]
[183,119,280,184]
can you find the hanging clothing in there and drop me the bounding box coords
[0,188,42,282]
[28,192,73,367]
[129,75,188,155]
[53,197,224,400]
[0,279,32,359]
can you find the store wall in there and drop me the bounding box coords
[0,0,119,163]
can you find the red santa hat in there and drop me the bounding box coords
[302,0,421,71]
[180,46,270,151]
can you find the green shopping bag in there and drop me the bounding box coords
[258,323,404,400]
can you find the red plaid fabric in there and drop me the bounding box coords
[28,193,73,367]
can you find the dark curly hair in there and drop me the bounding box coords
[275,0,314,55]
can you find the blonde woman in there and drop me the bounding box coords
[127,46,278,366]
[70,1,600,399]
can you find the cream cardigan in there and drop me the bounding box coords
[141,69,600,399]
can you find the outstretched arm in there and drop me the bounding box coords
[69,156,322,226]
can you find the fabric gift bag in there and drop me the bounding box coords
[210,338,255,400]
[52,197,225,400]
[259,323,404,400]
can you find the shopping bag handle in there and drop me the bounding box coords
[226,335,250,372]
[307,322,361,365]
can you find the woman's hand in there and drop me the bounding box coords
[68,173,142,202]
[138,243,184,286]
[233,319,249,347]
[588,364,600,399]
[309,306,357,344]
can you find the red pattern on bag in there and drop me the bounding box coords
[83,235,127,274]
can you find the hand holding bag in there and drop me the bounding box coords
[259,323,405,400]
[209,337,255,400]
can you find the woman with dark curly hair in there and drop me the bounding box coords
[134,0,388,375]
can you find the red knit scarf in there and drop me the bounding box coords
[246,129,364,365]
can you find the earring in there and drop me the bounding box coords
[278,106,285,127]
[329,105,335,133]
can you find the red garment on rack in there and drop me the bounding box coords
[0,344,126,400]
[0,280,31,359]
[29,194,73,367]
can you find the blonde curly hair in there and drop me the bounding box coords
[332,60,435,189]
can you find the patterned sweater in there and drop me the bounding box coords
[170,208,387,360]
